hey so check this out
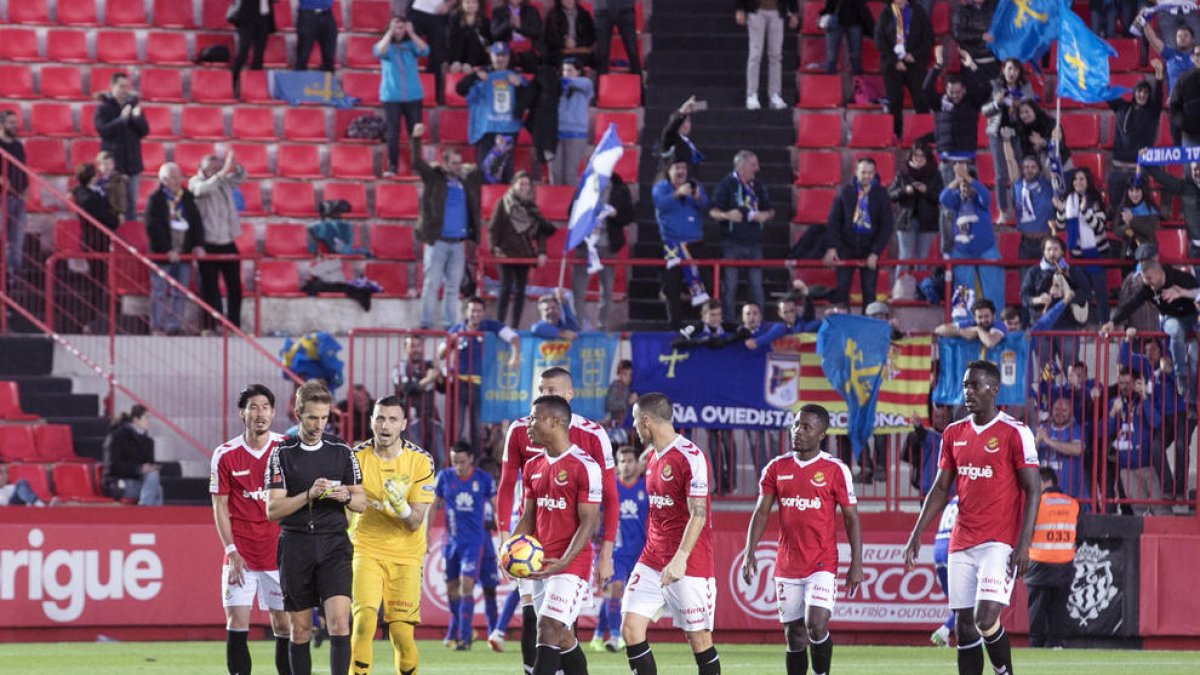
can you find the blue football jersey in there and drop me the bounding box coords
[933,495,958,565]
[614,477,648,560]
[435,468,495,543]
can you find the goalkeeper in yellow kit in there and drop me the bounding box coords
[349,396,436,675]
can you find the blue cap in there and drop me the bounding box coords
[489,42,510,56]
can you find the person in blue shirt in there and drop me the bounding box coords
[940,162,1003,311]
[530,290,580,340]
[1146,20,1197,145]
[1119,336,1191,501]
[456,42,528,185]
[935,298,1007,348]
[930,494,958,647]
[375,17,430,178]
[295,0,337,73]
[1002,133,1057,262]
[654,158,710,328]
[476,455,504,647]
[590,445,648,652]
[432,442,497,650]
[1036,398,1089,506]
[441,297,521,453]
[1107,367,1170,515]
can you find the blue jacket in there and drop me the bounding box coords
[462,70,527,144]
[653,179,707,243]
[376,40,429,103]
[940,181,995,257]
[1107,394,1161,468]
[531,302,580,339]
[1011,176,1056,237]
[1118,342,1186,414]
[557,77,593,138]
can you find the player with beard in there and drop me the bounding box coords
[211,384,290,675]
[904,361,1040,675]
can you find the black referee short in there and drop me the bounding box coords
[278,530,353,611]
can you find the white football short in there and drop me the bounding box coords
[620,562,716,632]
[518,577,536,605]
[531,574,591,626]
[222,566,285,611]
[775,572,838,623]
[947,542,1016,609]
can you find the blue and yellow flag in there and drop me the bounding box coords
[1056,1,1129,103]
[816,315,892,459]
[989,0,1060,61]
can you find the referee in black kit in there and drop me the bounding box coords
[266,380,365,675]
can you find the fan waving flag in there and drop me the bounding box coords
[1056,1,1130,103]
[565,123,624,273]
[816,314,892,459]
[989,0,1060,61]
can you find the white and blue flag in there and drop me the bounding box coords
[565,123,624,273]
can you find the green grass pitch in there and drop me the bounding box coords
[0,640,1196,674]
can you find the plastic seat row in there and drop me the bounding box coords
[2,461,112,503]
[797,112,1106,150]
[0,422,84,463]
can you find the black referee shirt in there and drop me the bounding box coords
[266,434,362,534]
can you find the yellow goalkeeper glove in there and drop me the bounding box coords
[383,477,413,519]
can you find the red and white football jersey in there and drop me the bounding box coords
[499,413,617,542]
[209,432,285,571]
[639,435,713,577]
[521,445,604,579]
[938,412,1038,552]
[760,452,856,579]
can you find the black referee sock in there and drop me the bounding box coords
[226,629,250,675]
[625,641,657,675]
[809,632,831,675]
[693,646,720,675]
[560,641,588,675]
[274,636,290,675]
[785,649,808,675]
[983,626,1013,675]
[289,640,312,675]
[329,635,351,675]
[532,644,562,675]
[521,605,538,674]
[957,638,985,675]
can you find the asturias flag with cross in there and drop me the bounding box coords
[1055,0,1129,103]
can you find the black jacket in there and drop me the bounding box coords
[820,0,875,30]
[73,185,120,253]
[889,161,943,233]
[94,94,150,176]
[827,178,895,257]
[1015,105,1072,165]
[660,110,703,174]
[226,0,277,31]
[448,15,492,68]
[145,185,205,254]
[543,6,597,57]
[1145,164,1200,245]
[522,65,562,154]
[0,137,27,196]
[604,173,635,252]
[874,1,932,70]
[101,422,154,496]
[737,0,799,18]
[952,0,998,62]
[1169,68,1200,136]
[1019,261,1093,328]
[923,65,990,156]
[1112,265,1200,324]
[491,4,543,45]
[1109,79,1163,164]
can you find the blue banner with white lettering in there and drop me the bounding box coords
[817,315,892,458]
[480,332,618,423]
[1138,145,1200,166]
[271,71,359,108]
[932,333,1030,406]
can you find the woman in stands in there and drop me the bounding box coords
[982,58,1038,228]
[100,404,162,506]
[375,16,430,178]
[488,171,555,328]
[1053,167,1111,324]
[448,0,493,74]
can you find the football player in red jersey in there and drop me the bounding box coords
[741,404,862,675]
[620,393,720,675]
[511,395,602,675]
[904,361,1041,675]
[210,384,290,675]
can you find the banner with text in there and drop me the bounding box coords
[480,332,618,422]
[630,333,932,432]
[932,333,1030,406]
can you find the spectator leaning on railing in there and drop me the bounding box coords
[825,156,894,310]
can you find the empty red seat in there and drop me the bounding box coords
[375,184,420,220]
[69,138,102,167]
[795,151,842,186]
[0,425,39,462]
[798,75,843,108]
[141,105,174,139]
[438,109,470,144]
[135,178,158,210]
[283,107,328,141]
[256,260,303,296]
[173,142,212,175]
[368,224,416,259]
[8,0,50,24]
[0,383,38,421]
[351,0,391,31]
[55,218,83,251]
[106,0,148,26]
[480,183,507,221]
[146,32,190,65]
[139,68,185,102]
[342,72,381,106]
[345,36,379,69]
[23,139,68,174]
[443,72,469,107]
[330,145,376,179]
[1109,38,1139,72]
[46,29,89,62]
[263,224,312,258]
[239,70,271,103]
[902,113,935,147]
[238,182,265,216]
[996,231,1020,260]
[7,463,51,502]
[153,0,195,28]
[0,28,40,61]
[30,102,76,137]
[88,66,126,96]
[96,31,139,64]
[229,142,271,177]
[792,188,837,224]
[1061,113,1100,148]
[262,33,289,68]
[40,66,84,99]
[33,424,78,462]
[271,182,317,217]
[796,113,842,148]
[597,74,641,108]
[535,185,576,221]
[0,66,36,99]
[51,462,111,502]
[230,106,274,139]
[277,144,322,178]
[323,182,367,217]
[1071,152,1104,181]
[192,69,236,103]
[181,107,225,140]
[1156,228,1185,261]
[364,262,408,297]
[849,113,894,148]
[592,112,639,145]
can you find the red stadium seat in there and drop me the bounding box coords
[51,462,111,502]
[181,107,225,140]
[1156,228,1186,262]
[46,29,89,62]
[857,150,896,182]
[1109,38,1139,72]
[975,151,995,186]
[0,66,36,99]
[153,0,195,28]
[438,109,470,145]
[235,223,259,256]
[330,145,376,179]
[368,224,416,259]
[592,112,638,145]
[932,2,950,33]
[351,1,392,31]
[792,188,836,224]
[229,142,271,177]
[8,0,50,24]
[232,107,276,140]
[7,463,52,502]
[323,182,367,217]
[536,185,576,222]
[420,72,436,107]
[597,74,641,108]
[801,2,824,35]
[345,36,379,69]
[55,218,82,251]
[795,151,842,186]
[141,105,174,139]
[283,107,328,141]
[480,184,507,221]
[849,113,894,148]
[96,31,139,64]
[239,70,272,103]
[139,68,186,102]
[146,32,190,65]
[375,184,420,220]
[997,231,1020,260]
[364,262,408,297]
[612,148,638,183]
[277,144,322,178]
[202,0,230,29]
[0,425,39,462]
[256,260,303,296]
[23,139,68,174]
[901,113,935,147]
[263,224,312,258]
[172,142,211,175]
[796,113,842,148]
[30,102,76,137]
[238,182,265,216]
[195,32,235,59]
[33,424,79,463]
[271,182,317,217]
[342,72,381,106]
[68,139,102,168]
[261,34,289,68]
[797,75,844,108]
[0,382,38,421]
[40,66,84,100]
[88,66,126,96]
[106,0,149,26]
[192,69,236,103]
[1072,152,1104,182]
[1061,113,1100,148]
[135,178,158,210]
[0,28,41,61]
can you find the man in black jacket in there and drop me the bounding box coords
[659,96,705,178]
[710,150,774,323]
[94,72,149,219]
[875,0,932,141]
[824,157,895,308]
[228,0,278,96]
[1145,162,1200,260]
[1169,44,1200,146]
[144,162,205,336]
[1107,65,1164,214]
[951,0,999,81]
[1020,236,1092,332]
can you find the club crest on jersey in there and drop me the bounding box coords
[810,471,827,488]
[984,437,1000,453]
[554,469,569,486]
[660,464,674,482]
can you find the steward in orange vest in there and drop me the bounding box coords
[1024,468,1080,649]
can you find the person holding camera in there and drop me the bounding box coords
[94,72,149,219]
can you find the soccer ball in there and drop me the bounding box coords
[499,534,544,578]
